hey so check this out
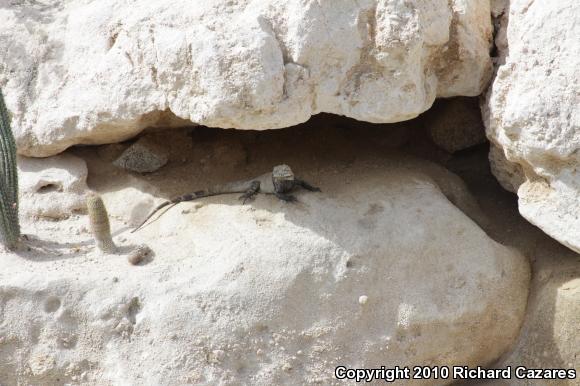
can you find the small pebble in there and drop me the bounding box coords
[128,244,152,265]
[358,295,368,305]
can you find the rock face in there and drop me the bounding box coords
[17,154,88,219]
[496,242,580,385]
[488,144,525,194]
[484,0,580,252]
[0,0,492,157]
[0,161,530,385]
[445,143,580,386]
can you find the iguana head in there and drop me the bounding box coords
[273,164,294,181]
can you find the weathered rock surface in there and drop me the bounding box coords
[17,154,88,219]
[483,0,580,253]
[426,97,487,153]
[1,160,529,385]
[113,136,168,173]
[488,144,525,194]
[496,243,580,385]
[0,0,492,157]
[446,145,580,386]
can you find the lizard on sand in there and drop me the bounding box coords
[132,164,320,232]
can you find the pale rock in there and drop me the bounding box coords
[0,161,530,385]
[101,184,161,227]
[453,146,580,386]
[18,154,88,219]
[483,0,580,253]
[503,276,580,383]
[0,0,493,157]
[420,160,490,230]
[485,238,580,385]
[488,144,525,194]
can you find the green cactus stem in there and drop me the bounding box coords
[0,88,20,250]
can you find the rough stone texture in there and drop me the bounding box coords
[113,136,168,173]
[0,159,529,385]
[426,97,487,153]
[488,144,524,194]
[496,244,580,385]
[483,0,580,253]
[17,154,88,219]
[446,145,580,386]
[0,0,492,157]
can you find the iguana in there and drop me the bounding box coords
[132,164,320,232]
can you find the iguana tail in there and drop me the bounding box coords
[131,190,213,233]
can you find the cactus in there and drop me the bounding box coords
[86,193,117,253]
[0,88,20,250]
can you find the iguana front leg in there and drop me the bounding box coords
[275,192,297,202]
[238,181,260,204]
[296,179,321,192]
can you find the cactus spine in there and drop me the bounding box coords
[86,193,117,253]
[0,88,20,250]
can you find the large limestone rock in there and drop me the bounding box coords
[446,144,580,386]
[18,154,88,220]
[483,0,580,253]
[0,0,493,157]
[0,160,529,385]
[496,242,580,385]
